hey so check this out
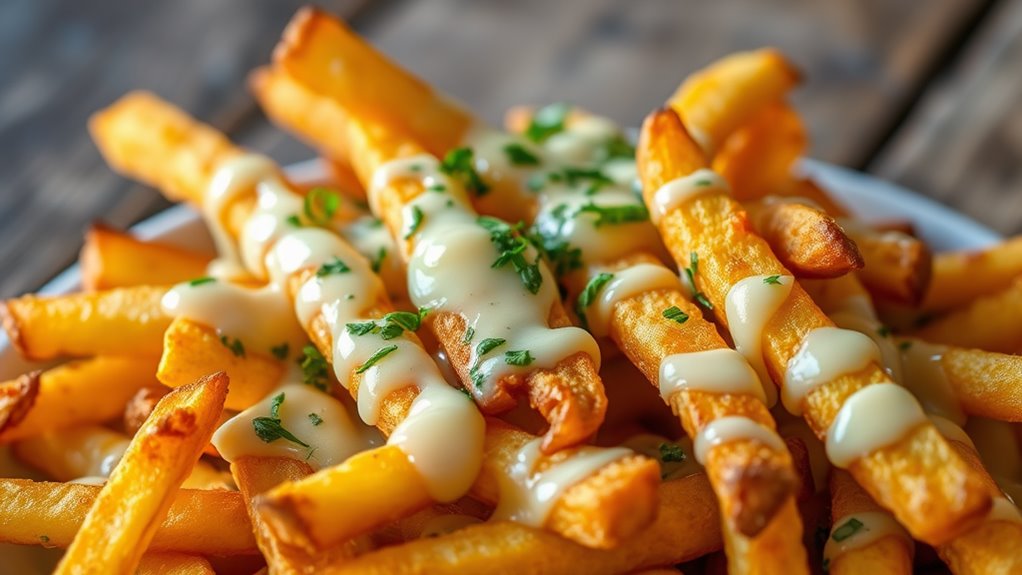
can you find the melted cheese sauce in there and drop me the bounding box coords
[658,348,766,403]
[899,340,965,426]
[828,309,903,384]
[725,274,795,406]
[650,169,729,225]
[988,497,1022,525]
[927,414,976,450]
[823,511,912,564]
[693,416,785,465]
[492,438,630,526]
[825,383,926,468]
[783,327,881,416]
[587,263,680,337]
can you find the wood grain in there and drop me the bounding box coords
[872,0,1022,237]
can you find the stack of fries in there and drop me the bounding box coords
[2,7,1021,574]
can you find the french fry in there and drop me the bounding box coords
[158,318,283,411]
[826,470,913,575]
[940,346,1022,422]
[842,223,933,306]
[313,474,721,575]
[54,372,228,574]
[668,48,801,155]
[0,357,158,443]
[124,385,170,436]
[712,103,807,203]
[14,425,129,480]
[81,224,211,291]
[637,107,991,546]
[744,198,863,279]
[0,479,256,555]
[922,235,1022,313]
[136,553,215,575]
[1,286,170,360]
[914,278,1022,354]
[273,7,472,158]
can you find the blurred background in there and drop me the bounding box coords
[1,0,1019,297]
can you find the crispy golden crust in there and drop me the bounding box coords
[712,103,807,203]
[638,107,992,546]
[81,223,211,291]
[922,234,1022,313]
[123,386,171,436]
[0,372,39,433]
[828,470,914,575]
[942,346,1022,421]
[914,278,1022,354]
[844,225,933,306]
[745,199,863,279]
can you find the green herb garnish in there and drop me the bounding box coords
[831,517,865,542]
[683,252,713,310]
[763,275,783,285]
[405,206,424,239]
[577,202,648,227]
[304,188,341,226]
[369,247,387,273]
[877,325,892,338]
[505,349,534,366]
[316,257,350,277]
[658,442,686,463]
[188,277,216,287]
[308,413,323,426]
[575,272,614,330]
[252,393,310,448]
[440,147,489,196]
[662,306,690,325]
[346,308,430,341]
[219,335,245,358]
[503,143,541,166]
[270,343,290,360]
[298,344,329,392]
[477,216,544,294]
[355,345,398,374]
[285,214,302,227]
[476,337,507,357]
[462,326,475,344]
[524,103,570,143]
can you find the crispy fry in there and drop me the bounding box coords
[0,357,157,443]
[637,107,991,545]
[1,286,170,360]
[939,346,1022,422]
[273,7,472,158]
[712,103,807,202]
[158,318,283,410]
[54,372,228,574]
[842,223,933,305]
[124,385,170,436]
[0,479,256,554]
[136,553,215,575]
[745,198,863,279]
[914,278,1022,354]
[922,235,1022,313]
[315,474,720,575]
[668,49,800,155]
[826,470,913,575]
[0,372,37,434]
[81,224,211,291]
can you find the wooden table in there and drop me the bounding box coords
[1,0,1018,297]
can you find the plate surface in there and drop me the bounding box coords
[0,159,1003,570]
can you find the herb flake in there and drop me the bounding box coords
[220,335,245,358]
[440,147,489,196]
[478,216,544,294]
[405,205,424,239]
[575,272,614,330]
[304,188,341,226]
[308,413,323,426]
[505,349,534,366]
[316,257,350,277]
[503,143,541,166]
[270,343,290,360]
[662,306,690,325]
[355,345,398,374]
[658,442,687,463]
[188,277,216,287]
[831,517,865,542]
[525,103,570,143]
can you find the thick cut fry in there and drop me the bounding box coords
[1,286,170,360]
[0,357,158,443]
[637,107,991,546]
[668,49,800,155]
[922,235,1022,312]
[940,346,1022,421]
[0,479,255,554]
[315,474,721,575]
[158,318,283,410]
[273,7,472,158]
[745,198,863,279]
[713,103,807,202]
[54,372,228,574]
[89,91,241,205]
[81,224,211,291]
[826,470,913,575]
[0,372,37,433]
[914,278,1022,354]
[124,386,170,436]
[136,553,215,575]
[843,224,932,305]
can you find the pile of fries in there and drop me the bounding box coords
[3,7,1022,574]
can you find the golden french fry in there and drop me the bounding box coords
[0,372,37,434]
[0,479,256,554]
[54,372,228,574]
[637,106,991,546]
[938,346,1022,422]
[922,235,1022,313]
[158,318,283,411]
[914,278,1022,354]
[712,102,807,202]
[81,224,211,291]
[0,357,158,443]
[825,470,913,575]
[1,286,170,360]
[745,198,863,279]
[123,385,170,436]
[843,224,932,306]
[136,553,215,575]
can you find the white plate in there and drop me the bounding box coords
[0,159,1003,570]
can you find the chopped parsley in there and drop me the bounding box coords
[477,217,544,294]
[524,102,570,143]
[188,277,216,287]
[270,343,290,360]
[593,135,635,163]
[308,413,323,426]
[658,442,687,463]
[575,272,614,330]
[304,188,341,226]
[298,344,329,392]
[898,340,913,351]
[285,214,302,227]
[877,325,892,338]
[369,247,387,273]
[427,183,446,193]
[355,345,398,374]
[462,326,476,344]
[527,204,584,278]
[683,252,713,310]
[662,306,689,325]
[219,335,245,358]
[694,293,714,309]
[831,517,865,542]
[439,147,489,196]
[253,393,310,448]
[409,164,423,172]
[476,337,507,357]
[505,349,534,366]
[556,166,614,196]
[576,202,648,227]
[763,275,783,285]
[316,257,350,277]
[695,179,712,187]
[404,206,424,239]
[39,535,49,544]
[346,308,430,340]
[503,143,541,166]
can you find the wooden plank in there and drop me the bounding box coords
[872,0,1022,237]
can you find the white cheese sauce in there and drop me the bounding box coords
[650,169,729,225]
[825,383,926,468]
[658,348,766,404]
[725,274,795,407]
[783,327,881,416]
[823,511,913,565]
[586,263,680,337]
[693,416,785,466]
